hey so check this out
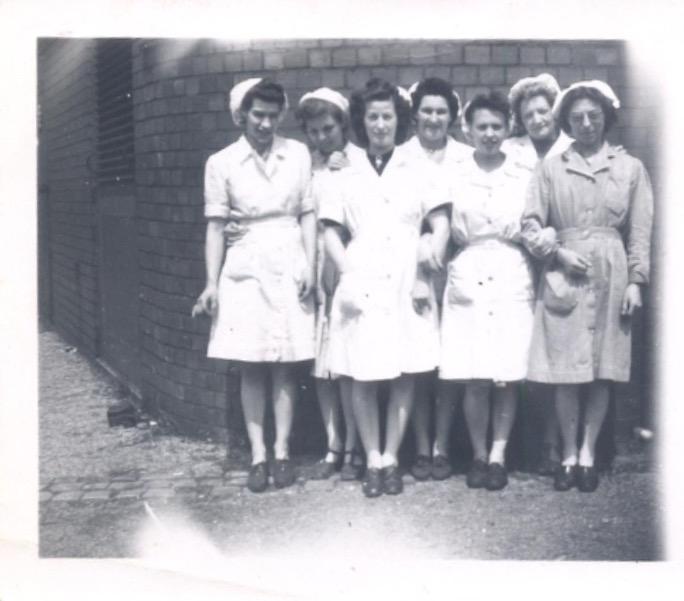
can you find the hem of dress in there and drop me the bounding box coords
[526,370,630,384]
[207,351,315,363]
[332,367,437,382]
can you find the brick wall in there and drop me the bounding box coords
[41,38,655,447]
[38,39,100,356]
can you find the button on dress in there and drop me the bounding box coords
[203,135,315,362]
[439,155,536,382]
[319,146,448,381]
[521,143,654,383]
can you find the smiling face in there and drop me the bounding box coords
[415,94,451,149]
[363,99,398,154]
[520,93,555,142]
[567,96,606,152]
[243,98,281,152]
[303,113,346,157]
[470,107,508,158]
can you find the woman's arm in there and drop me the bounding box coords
[521,164,558,259]
[323,223,349,274]
[299,210,317,301]
[193,218,227,317]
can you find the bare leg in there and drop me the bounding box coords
[555,384,581,466]
[578,381,610,467]
[271,364,297,461]
[352,380,381,468]
[463,381,491,462]
[314,378,343,462]
[433,379,457,458]
[382,374,416,467]
[542,392,561,461]
[239,363,268,465]
[411,373,432,457]
[488,384,518,465]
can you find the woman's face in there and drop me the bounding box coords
[469,107,508,157]
[415,94,451,147]
[364,99,398,153]
[567,97,606,150]
[304,113,346,157]
[243,98,281,150]
[520,94,555,142]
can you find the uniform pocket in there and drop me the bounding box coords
[542,269,579,315]
[223,246,258,282]
[605,174,630,219]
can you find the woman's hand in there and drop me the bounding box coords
[298,268,315,302]
[534,226,558,255]
[556,247,591,276]
[412,278,431,315]
[621,283,642,316]
[327,151,350,171]
[417,234,443,274]
[192,283,219,318]
[223,208,248,245]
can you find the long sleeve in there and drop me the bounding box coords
[626,159,654,285]
[521,163,558,260]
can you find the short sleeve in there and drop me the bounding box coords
[203,155,230,220]
[317,172,346,227]
[421,173,452,216]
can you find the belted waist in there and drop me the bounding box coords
[558,226,621,242]
[466,234,519,249]
[236,214,299,227]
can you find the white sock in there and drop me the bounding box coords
[488,440,507,465]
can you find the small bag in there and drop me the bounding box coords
[542,269,579,315]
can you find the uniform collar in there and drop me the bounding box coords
[236,134,288,164]
[561,141,616,178]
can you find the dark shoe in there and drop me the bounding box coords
[340,450,364,481]
[577,466,599,493]
[383,466,404,495]
[553,465,577,492]
[247,462,269,493]
[538,443,561,476]
[310,448,343,480]
[431,455,452,481]
[362,468,384,498]
[273,459,296,489]
[466,459,488,489]
[485,462,508,491]
[410,455,432,481]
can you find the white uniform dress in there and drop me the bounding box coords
[204,135,315,362]
[439,154,535,382]
[310,142,365,379]
[319,145,448,382]
[501,131,573,171]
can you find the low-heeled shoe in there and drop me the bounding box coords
[577,466,599,493]
[431,455,453,481]
[466,459,488,489]
[485,462,508,491]
[410,455,432,481]
[273,458,296,489]
[553,465,577,492]
[362,468,384,498]
[247,462,269,493]
[383,466,404,495]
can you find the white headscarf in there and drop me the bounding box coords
[553,80,621,120]
[298,87,349,114]
[229,77,290,126]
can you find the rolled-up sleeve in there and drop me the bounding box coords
[317,176,346,228]
[627,159,654,285]
[422,175,451,217]
[521,163,557,259]
[203,155,230,219]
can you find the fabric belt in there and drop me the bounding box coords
[558,226,621,242]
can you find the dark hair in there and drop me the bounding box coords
[240,79,286,113]
[557,86,618,135]
[411,77,460,125]
[349,78,411,147]
[463,91,511,126]
[295,97,348,133]
[511,84,556,137]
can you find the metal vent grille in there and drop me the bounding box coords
[96,39,134,186]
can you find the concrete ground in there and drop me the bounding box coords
[39,328,663,562]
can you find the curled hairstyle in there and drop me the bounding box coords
[463,91,511,127]
[349,78,412,148]
[557,86,618,135]
[295,98,349,133]
[240,79,286,113]
[411,77,460,125]
[511,84,557,137]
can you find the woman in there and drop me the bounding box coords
[434,92,536,491]
[503,73,572,475]
[403,77,471,482]
[522,80,653,492]
[320,78,450,497]
[295,87,364,481]
[503,73,572,170]
[195,78,316,493]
